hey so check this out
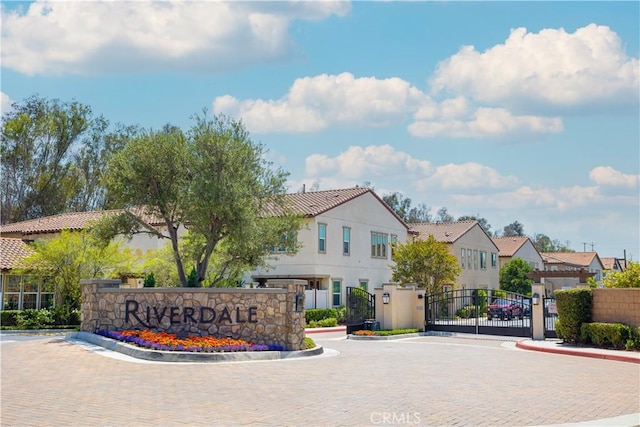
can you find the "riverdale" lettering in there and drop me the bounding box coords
[124,300,259,328]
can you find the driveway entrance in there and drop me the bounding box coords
[425,288,532,337]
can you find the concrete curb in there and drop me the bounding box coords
[347,332,423,341]
[67,331,323,363]
[305,326,346,334]
[515,340,640,364]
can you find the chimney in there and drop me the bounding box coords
[302,184,306,193]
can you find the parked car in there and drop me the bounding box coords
[521,299,531,317]
[487,299,523,320]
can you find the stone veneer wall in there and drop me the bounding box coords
[81,279,306,350]
[592,288,640,328]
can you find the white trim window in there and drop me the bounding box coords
[359,280,369,292]
[343,227,350,256]
[318,223,327,254]
[491,252,497,268]
[461,248,466,268]
[332,280,342,306]
[371,232,388,258]
[480,251,487,270]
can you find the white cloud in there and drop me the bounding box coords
[0,92,12,115]
[430,163,519,190]
[590,166,640,187]
[305,144,432,180]
[214,73,428,133]
[430,24,639,110]
[409,106,563,139]
[1,1,350,75]
[303,144,517,193]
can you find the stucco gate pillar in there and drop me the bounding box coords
[531,283,545,340]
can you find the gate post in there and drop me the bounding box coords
[531,283,545,340]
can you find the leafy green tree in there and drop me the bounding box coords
[0,95,131,224]
[16,230,135,310]
[602,262,640,288]
[458,214,491,235]
[435,207,454,223]
[391,235,461,295]
[101,113,302,287]
[382,192,432,223]
[531,233,573,252]
[499,258,534,295]
[502,221,525,237]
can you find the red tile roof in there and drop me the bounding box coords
[492,236,531,257]
[0,238,35,270]
[408,221,477,243]
[600,257,622,270]
[541,252,601,268]
[267,187,409,228]
[0,208,164,236]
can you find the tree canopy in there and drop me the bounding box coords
[499,258,534,295]
[391,235,461,295]
[0,95,134,224]
[100,113,302,287]
[502,221,525,237]
[16,230,135,310]
[382,192,432,223]
[602,262,640,288]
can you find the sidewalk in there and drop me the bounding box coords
[516,339,640,364]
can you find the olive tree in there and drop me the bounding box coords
[100,113,301,287]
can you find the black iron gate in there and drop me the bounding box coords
[425,288,532,337]
[346,287,376,334]
[543,297,558,338]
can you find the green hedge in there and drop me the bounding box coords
[580,322,637,350]
[305,307,345,324]
[456,305,480,319]
[555,288,592,344]
[307,317,338,328]
[1,310,20,327]
[1,307,80,329]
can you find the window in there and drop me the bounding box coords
[461,248,466,268]
[271,230,296,253]
[2,275,53,310]
[371,232,388,258]
[480,251,487,270]
[343,227,350,256]
[390,234,397,256]
[467,249,472,269]
[359,280,368,292]
[318,223,326,253]
[332,280,341,306]
[473,250,478,269]
[491,252,497,268]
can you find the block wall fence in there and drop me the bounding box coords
[591,288,640,328]
[80,279,307,350]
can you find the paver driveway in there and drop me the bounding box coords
[1,333,638,427]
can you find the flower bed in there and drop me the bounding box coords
[96,329,285,352]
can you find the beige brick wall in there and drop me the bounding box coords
[592,288,640,328]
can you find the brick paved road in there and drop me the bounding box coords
[1,333,638,427]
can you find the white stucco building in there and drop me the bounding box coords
[247,187,410,309]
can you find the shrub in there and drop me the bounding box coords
[305,308,339,323]
[52,305,81,326]
[580,322,633,349]
[555,288,592,344]
[377,328,419,336]
[1,310,20,327]
[16,309,55,329]
[304,337,316,349]
[456,305,479,319]
[143,272,156,288]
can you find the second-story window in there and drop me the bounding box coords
[491,252,497,268]
[480,251,487,269]
[461,248,466,268]
[371,232,388,258]
[343,227,350,256]
[318,223,326,253]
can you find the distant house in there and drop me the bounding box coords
[600,257,626,282]
[0,237,54,310]
[492,236,543,271]
[408,221,500,290]
[0,209,167,255]
[248,187,410,309]
[540,252,604,291]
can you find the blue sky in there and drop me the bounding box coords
[2,1,639,260]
